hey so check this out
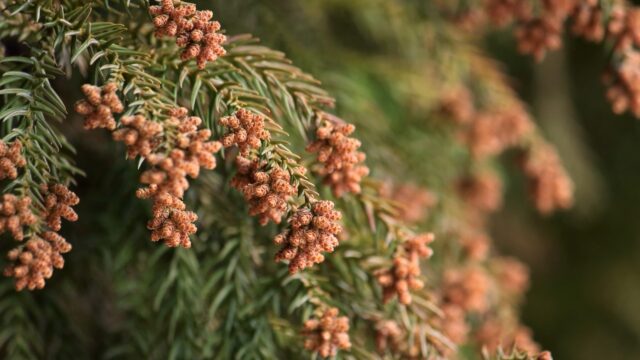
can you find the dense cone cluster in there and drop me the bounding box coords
[439,86,475,124]
[485,0,531,26]
[307,120,369,197]
[274,200,342,274]
[515,17,563,61]
[430,303,470,356]
[113,115,163,158]
[463,107,533,158]
[571,0,604,42]
[149,0,226,69]
[231,156,297,225]
[375,320,403,353]
[440,304,470,345]
[74,83,123,130]
[75,84,224,249]
[137,109,221,199]
[605,50,640,117]
[133,107,221,247]
[436,84,573,217]
[0,140,26,180]
[219,109,346,272]
[220,109,270,155]
[383,182,437,224]
[484,0,574,61]
[431,73,569,356]
[603,5,640,117]
[437,88,533,157]
[375,233,434,305]
[42,184,80,232]
[0,194,36,241]
[460,231,491,262]
[443,266,491,313]
[493,257,530,295]
[4,231,72,291]
[519,144,574,214]
[3,184,78,291]
[457,170,503,214]
[138,189,197,248]
[475,0,640,120]
[607,5,640,52]
[302,307,351,358]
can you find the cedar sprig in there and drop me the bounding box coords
[274,200,343,274]
[74,83,124,130]
[0,52,82,292]
[374,232,435,305]
[2,184,80,291]
[307,114,370,198]
[301,306,352,358]
[75,79,222,248]
[219,108,344,272]
[149,0,226,69]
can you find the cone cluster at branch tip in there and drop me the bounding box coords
[439,86,475,125]
[430,304,470,355]
[222,109,297,225]
[135,108,221,197]
[219,108,346,272]
[375,233,434,305]
[76,83,223,248]
[0,140,26,180]
[460,231,490,262]
[274,200,342,274]
[457,170,503,214]
[382,182,437,224]
[231,156,297,226]
[138,189,197,248]
[113,115,163,158]
[4,231,72,291]
[375,320,403,353]
[302,307,351,358]
[307,120,369,197]
[3,184,78,291]
[481,1,640,120]
[484,0,574,61]
[133,107,221,248]
[437,86,572,215]
[0,194,36,241]
[572,0,604,42]
[443,266,490,313]
[607,5,640,52]
[494,257,530,295]
[220,109,270,155]
[604,5,640,117]
[485,0,531,27]
[515,17,563,62]
[519,144,574,214]
[150,0,226,69]
[605,50,640,117]
[463,107,533,159]
[439,88,533,158]
[74,83,123,130]
[441,304,470,345]
[42,184,80,232]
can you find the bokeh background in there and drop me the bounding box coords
[206,1,640,359]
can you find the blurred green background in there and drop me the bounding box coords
[205,1,640,359]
